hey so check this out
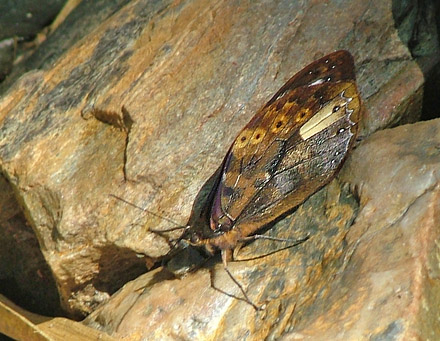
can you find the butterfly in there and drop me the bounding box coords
[164,50,363,308]
[113,50,362,309]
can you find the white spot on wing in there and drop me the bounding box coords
[274,90,288,101]
[309,78,325,86]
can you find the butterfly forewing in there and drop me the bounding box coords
[266,50,356,106]
[237,87,360,229]
[207,50,361,246]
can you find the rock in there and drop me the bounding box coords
[84,118,440,339]
[0,0,68,82]
[0,39,14,82]
[0,175,62,316]
[0,0,438,333]
[0,0,66,41]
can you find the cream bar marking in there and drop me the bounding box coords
[299,90,353,140]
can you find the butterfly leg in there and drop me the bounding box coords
[239,233,310,245]
[232,241,244,260]
[232,234,310,261]
[221,250,262,311]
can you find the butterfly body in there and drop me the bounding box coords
[183,50,361,260]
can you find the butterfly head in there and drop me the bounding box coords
[177,225,206,248]
[175,227,214,255]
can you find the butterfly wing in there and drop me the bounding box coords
[209,50,361,239]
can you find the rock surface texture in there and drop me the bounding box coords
[0,0,439,339]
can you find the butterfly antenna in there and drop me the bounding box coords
[109,194,186,231]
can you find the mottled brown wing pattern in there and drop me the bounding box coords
[237,83,360,231]
[201,50,361,251]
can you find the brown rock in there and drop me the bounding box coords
[84,119,440,339]
[0,0,438,333]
